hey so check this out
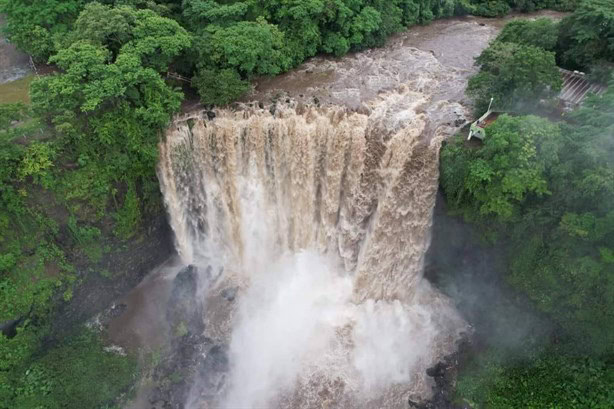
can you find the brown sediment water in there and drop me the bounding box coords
[249,11,567,109]
[158,53,467,408]
[106,259,184,352]
[117,11,567,409]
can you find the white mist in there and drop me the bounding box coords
[223,251,353,408]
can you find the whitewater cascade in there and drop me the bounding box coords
[158,76,468,407]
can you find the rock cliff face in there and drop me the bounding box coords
[51,213,174,338]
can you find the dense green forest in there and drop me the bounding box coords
[0,0,612,407]
[440,3,614,406]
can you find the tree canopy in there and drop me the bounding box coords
[496,18,559,51]
[30,3,190,187]
[467,41,562,112]
[3,0,604,106]
[443,40,614,357]
[441,114,560,222]
[509,79,614,354]
[557,0,614,70]
[441,20,614,409]
[442,77,614,406]
[0,0,85,61]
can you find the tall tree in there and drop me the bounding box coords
[509,77,614,354]
[30,3,191,221]
[557,0,614,70]
[496,18,559,51]
[0,0,86,61]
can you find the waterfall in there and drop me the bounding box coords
[157,84,467,408]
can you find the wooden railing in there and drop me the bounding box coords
[166,72,192,84]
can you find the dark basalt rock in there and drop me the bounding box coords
[193,344,229,399]
[93,302,128,330]
[148,264,230,408]
[409,337,474,409]
[0,316,24,338]
[454,118,466,127]
[167,265,205,338]
[107,302,127,319]
[220,287,238,302]
[50,213,173,339]
[150,333,229,408]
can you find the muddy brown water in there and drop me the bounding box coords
[249,11,567,109]
[106,258,184,352]
[108,10,567,408]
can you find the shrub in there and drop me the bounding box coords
[193,68,249,105]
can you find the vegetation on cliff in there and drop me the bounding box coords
[0,102,143,407]
[0,4,190,405]
[440,8,614,407]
